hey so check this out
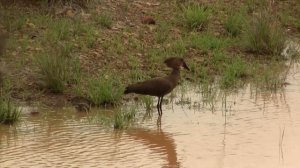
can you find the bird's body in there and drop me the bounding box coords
[124,69,180,97]
[124,57,189,116]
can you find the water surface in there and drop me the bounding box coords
[1,67,300,168]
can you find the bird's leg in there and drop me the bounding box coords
[157,97,161,116]
[159,96,164,115]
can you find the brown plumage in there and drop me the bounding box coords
[124,57,190,116]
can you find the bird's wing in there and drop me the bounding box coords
[126,77,173,96]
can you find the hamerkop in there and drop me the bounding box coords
[124,57,190,116]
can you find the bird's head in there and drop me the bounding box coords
[164,57,190,71]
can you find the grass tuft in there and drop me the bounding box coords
[155,22,170,44]
[220,56,248,89]
[225,12,245,37]
[35,46,78,93]
[255,62,288,91]
[46,18,72,42]
[113,108,136,129]
[36,53,69,93]
[94,107,137,130]
[188,33,229,51]
[0,99,21,125]
[2,14,26,32]
[243,12,285,56]
[87,73,123,106]
[184,4,210,30]
[95,13,113,29]
[141,96,154,111]
[168,39,187,56]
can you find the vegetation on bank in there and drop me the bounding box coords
[0,0,299,109]
[93,106,137,129]
[0,98,21,124]
[86,72,124,106]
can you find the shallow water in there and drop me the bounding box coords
[1,67,300,168]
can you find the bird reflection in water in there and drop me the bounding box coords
[127,125,180,167]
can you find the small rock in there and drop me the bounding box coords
[282,82,291,86]
[26,22,36,28]
[70,96,93,112]
[30,111,40,115]
[141,16,156,25]
[66,9,75,17]
[74,103,90,112]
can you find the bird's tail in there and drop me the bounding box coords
[124,86,131,94]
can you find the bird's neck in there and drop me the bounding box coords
[168,68,180,85]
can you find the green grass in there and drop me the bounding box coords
[46,18,72,42]
[296,19,300,32]
[184,4,210,30]
[128,69,147,82]
[102,34,125,57]
[94,107,137,129]
[87,73,124,106]
[32,15,96,94]
[86,30,97,48]
[113,108,136,129]
[1,0,299,108]
[127,56,149,82]
[155,22,170,44]
[190,63,214,83]
[141,96,154,111]
[95,13,113,29]
[148,48,169,64]
[0,99,21,125]
[199,82,218,112]
[168,39,187,56]
[220,56,248,89]
[45,0,90,6]
[0,75,13,98]
[279,10,293,28]
[70,57,82,84]
[36,53,69,93]
[188,33,229,51]
[35,46,78,93]
[191,50,249,90]
[225,12,245,37]
[243,12,285,56]
[71,19,99,49]
[261,70,284,91]
[60,43,74,57]
[43,20,94,58]
[254,61,288,91]
[207,50,228,68]
[2,13,26,32]
[245,0,268,14]
[0,34,8,57]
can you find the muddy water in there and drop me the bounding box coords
[1,69,300,168]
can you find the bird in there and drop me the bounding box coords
[124,57,190,116]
